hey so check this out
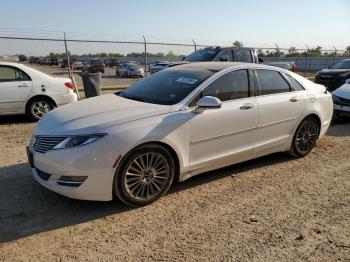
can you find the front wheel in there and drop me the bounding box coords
[114,144,175,206]
[289,116,319,157]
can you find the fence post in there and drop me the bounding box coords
[303,44,310,77]
[332,46,337,66]
[64,32,80,99]
[192,39,197,51]
[143,35,147,76]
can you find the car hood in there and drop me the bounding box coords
[36,94,173,135]
[318,68,350,76]
[333,83,350,99]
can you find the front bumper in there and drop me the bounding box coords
[334,103,350,116]
[27,138,118,201]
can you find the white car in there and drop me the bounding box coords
[27,62,333,206]
[332,78,350,118]
[72,61,84,70]
[0,62,77,120]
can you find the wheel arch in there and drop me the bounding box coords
[115,141,181,183]
[25,95,57,112]
[303,113,321,138]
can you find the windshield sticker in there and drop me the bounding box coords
[176,77,198,85]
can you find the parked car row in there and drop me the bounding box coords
[29,56,60,66]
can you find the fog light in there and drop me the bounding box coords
[57,176,87,187]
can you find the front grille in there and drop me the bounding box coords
[339,97,350,106]
[33,136,67,153]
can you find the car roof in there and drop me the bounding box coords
[175,62,277,71]
[0,62,22,66]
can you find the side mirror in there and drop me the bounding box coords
[219,55,229,62]
[258,57,264,63]
[181,56,186,61]
[196,96,222,109]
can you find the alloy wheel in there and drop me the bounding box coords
[124,152,170,201]
[295,119,318,154]
[31,101,51,119]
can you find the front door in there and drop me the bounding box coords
[188,69,258,170]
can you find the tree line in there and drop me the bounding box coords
[233,40,350,57]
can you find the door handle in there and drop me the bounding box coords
[240,103,254,110]
[18,83,28,88]
[289,96,299,102]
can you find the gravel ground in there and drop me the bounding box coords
[0,115,349,261]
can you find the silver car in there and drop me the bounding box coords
[116,63,144,78]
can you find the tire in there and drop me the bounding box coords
[114,144,175,207]
[26,98,55,121]
[289,116,319,157]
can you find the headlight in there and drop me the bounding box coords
[53,134,107,150]
[339,72,350,77]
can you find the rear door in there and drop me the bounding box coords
[0,65,32,113]
[253,69,306,152]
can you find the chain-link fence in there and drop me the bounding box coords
[0,30,349,89]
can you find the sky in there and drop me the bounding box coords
[0,0,349,55]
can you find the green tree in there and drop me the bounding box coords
[233,41,244,48]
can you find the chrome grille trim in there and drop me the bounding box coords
[33,136,67,153]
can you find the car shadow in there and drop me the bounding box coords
[0,152,293,244]
[0,115,33,125]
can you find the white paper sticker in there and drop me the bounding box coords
[176,77,198,85]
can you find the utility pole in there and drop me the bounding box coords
[64,32,80,99]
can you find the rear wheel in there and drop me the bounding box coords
[289,116,319,157]
[114,144,175,206]
[26,98,54,121]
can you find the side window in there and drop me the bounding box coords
[235,49,253,63]
[203,70,249,101]
[0,66,17,82]
[216,49,233,61]
[256,70,290,95]
[284,74,305,91]
[0,66,30,82]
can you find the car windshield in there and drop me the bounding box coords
[184,47,221,62]
[329,60,350,69]
[117,68,214,105]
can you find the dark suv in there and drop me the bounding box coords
[82,59,105,73]
[183,46,259,63]
[315,59,350,91]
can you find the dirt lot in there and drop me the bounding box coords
[0,114,349,261]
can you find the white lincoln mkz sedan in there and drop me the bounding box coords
[27,62,333,206]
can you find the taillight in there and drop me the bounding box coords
[65,82,73,89]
